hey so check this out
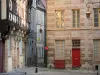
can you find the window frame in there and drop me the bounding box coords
[93,39,100,59]
[55,40,65,59]
[55,10,64,28]
[72,9,80,27]
[94,8,100,27]
[72,40,80,47]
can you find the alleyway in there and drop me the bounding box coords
[0,67,97,75]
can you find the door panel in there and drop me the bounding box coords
[72,48,80,67]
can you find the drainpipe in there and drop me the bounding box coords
[44,9,47,67]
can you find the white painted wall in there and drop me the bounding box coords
[19,55,24,68]
[8,57,12,72]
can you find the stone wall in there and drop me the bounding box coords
[46,0,100,70]
[4,40,8,72]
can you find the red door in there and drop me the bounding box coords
[72,48,80,67]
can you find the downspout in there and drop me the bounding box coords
[44,9,47,67]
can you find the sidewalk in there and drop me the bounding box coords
[0,67,49,75]
[0,67,97,75]
[12,67,97,73]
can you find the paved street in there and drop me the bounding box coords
[0,67,97,75]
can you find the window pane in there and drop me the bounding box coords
[94,9,98,27]
[94,23,98,27]
[94,14,98,17]
[77,10,80,27]
[73,10,75,27]
[55,40,65,59]
[55,10,64,28]
[93,40,100,57]
[94,17,98,21]
[94,9,98,13]
[72,40,80,47]
[72,10,80,27]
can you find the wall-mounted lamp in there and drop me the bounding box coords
[39,28,42,33]
[86,1,100,18]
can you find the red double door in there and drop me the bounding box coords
[72,48,80,67]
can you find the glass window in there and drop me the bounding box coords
[73,10,75,27]
[72,10,80,27]
[94,8,99,27]
[55,40,65,59]
[72,40,80,47]
[55,10,64,28]
[93,40,100,57]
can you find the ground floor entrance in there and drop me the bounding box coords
[72,48,80,67]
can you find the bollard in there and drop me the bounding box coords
[25,72,27,75]
[35,67,38,73]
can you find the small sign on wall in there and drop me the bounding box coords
[45,46,48,50]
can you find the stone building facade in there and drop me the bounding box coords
[0,0,32,72]
[46,0,100,70]
[4,0,28,72]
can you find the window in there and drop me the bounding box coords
[94,8,100,27]
[55,40,65,59]
[72,10,80,27]
[55,10,64,28]
[8,38,11,56]
[93,40,100,58]
[72,40,80,47]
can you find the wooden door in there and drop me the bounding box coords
[72,48,80,67]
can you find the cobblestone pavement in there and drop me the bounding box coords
[0,67,97,75]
